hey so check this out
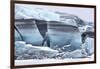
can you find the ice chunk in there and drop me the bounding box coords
[15,41,59,60]
[70,49,87,58]
[62,49,87,59]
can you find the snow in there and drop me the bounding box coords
[26,45,58,52]
[15,39,94,59]
[15,41,58,52]
[15,41,59,60]
[15,56,94,66]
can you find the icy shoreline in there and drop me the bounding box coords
[14,36,94,65]
[15,55,94,66]
[15,40,94,59]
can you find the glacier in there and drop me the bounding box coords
[14,4,94,62]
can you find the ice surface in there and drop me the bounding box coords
[15,41,94,65]
[15,41,59,60]
[26,44,58,52]
[14,4,94,64]
[15,39,94,60]
[15,55,94,66]
[15,4,60,21]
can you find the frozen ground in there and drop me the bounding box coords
[15,54,94,66]
[15,37,94,66]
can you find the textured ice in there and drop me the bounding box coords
[15,41,59,60]
[26,44,58,52]
[15,4,60,21]
[14,4,94,61]
[15,39,94,60]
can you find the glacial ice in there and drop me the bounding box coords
[14,4,94,60]
[15,4,60,21]
[15,39,94,60]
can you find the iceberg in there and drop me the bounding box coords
[14,4,94,60]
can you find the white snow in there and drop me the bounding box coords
[26,44,58,52]
[15,41,59,60]
[15,41,94,65]
[15,55,94,66]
